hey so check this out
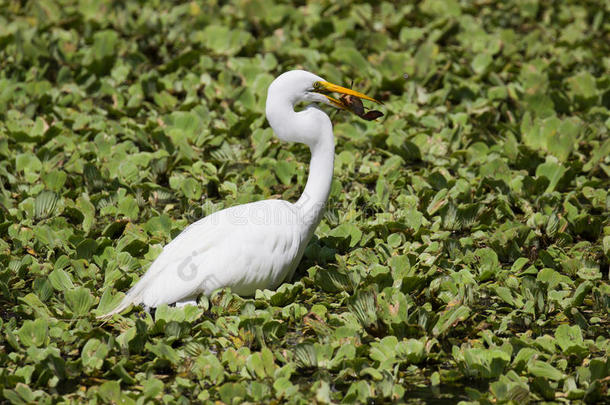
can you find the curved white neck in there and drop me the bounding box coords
[295,124,334,232]
[266,102,334,235]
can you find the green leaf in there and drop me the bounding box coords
[528,360,564,381]
[76,195,96,233]
[547,118,580,161]
[42,170,67,192]
[118,195,139,219]
[34,191,59,220]
[145,341,180,364]
[472,53,492,74]
[81,338,109,370]
[218,382,247,404]
[193,354,225,384]
[522,115,580,161]
[476,247,500,281]
[48,268,74,291]
[332,47,370,73]
[142,378,164,399]
[328,223,362,248]
[396,338,426,364]
[369,336,399,369]
[15,153,42,172]
[16,318,48,347]
[64,286,95,316]
[427,189,448,215]
[195,25,253,55]
[536,157,567,193]
[181,177,202,200]
[92,30,118,59]
[97,381,121,403]
[274,160,296,186]
[432,305,471,336]
[568,71,597,99]
[555,324,587,357]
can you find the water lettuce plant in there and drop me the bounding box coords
[0,0,608,403]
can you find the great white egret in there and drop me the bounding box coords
[99,70,381,318]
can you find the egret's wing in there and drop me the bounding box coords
[99,200,302,317]
[139,201,303,306]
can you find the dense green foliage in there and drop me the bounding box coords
[1,0,609,403]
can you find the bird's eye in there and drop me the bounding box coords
[313,82,322,90]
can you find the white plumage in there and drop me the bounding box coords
[100,70,380,317]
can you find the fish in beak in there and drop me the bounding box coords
[314,81,384,121]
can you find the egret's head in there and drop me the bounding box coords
[266,70,383,146]
[266,70,381,113]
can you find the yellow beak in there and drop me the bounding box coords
[314,80,382,110]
